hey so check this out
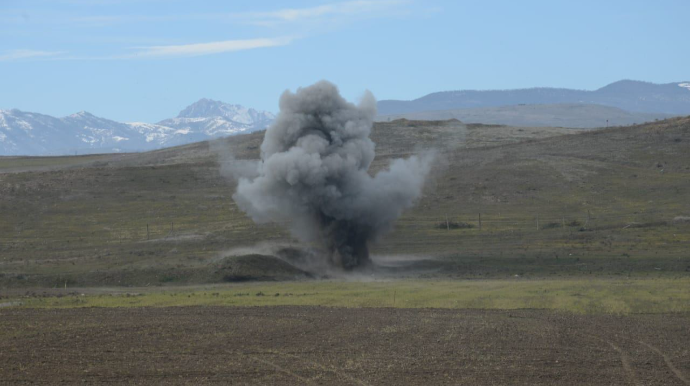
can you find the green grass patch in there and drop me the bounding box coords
[12,278,690,315]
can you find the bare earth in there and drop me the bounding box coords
[1,306,689,385]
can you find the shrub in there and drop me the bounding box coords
[437,221,475,229]
[159,275,178,283]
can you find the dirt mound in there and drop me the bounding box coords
[673,216,690,223]
[274,247,323,266]
[210,254,310,282]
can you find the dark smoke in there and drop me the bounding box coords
[233,81,432,269]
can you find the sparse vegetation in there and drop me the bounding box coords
[0,113,688,386]
[0,118,689,288]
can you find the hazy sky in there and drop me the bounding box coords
[1,0,688,122]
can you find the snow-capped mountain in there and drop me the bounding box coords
[0,99,275,156]
[158,98,275,138]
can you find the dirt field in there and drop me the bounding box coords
[1,306,689,385]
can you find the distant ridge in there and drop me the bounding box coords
[376,103,675,128]
[378,80,690,116]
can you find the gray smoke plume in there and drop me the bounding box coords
[233,81,432,269]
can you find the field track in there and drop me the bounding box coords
[1,306,689,385]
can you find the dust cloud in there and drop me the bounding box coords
[232,81,433,269]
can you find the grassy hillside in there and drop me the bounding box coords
[0,118,688,287]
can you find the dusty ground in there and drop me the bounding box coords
[1,306,689,385]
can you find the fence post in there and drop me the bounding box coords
[146,224,149,240]
[478,213,482,230]
[445,215,449,231]
[536,214,540,230]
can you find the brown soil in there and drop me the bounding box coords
[1,307,689,385]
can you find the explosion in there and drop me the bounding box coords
[233,81,432,269]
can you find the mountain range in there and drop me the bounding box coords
[2,80,689,156]
[0,99,274,156]
[378,80,690,116]
[375,103,675,128]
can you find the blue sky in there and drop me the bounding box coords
[1,0,688,122]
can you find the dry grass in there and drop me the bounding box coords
[0,118,689,288]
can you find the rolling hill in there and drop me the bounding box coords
[0,116,688,287]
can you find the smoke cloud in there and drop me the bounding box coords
[233,81,432,269]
